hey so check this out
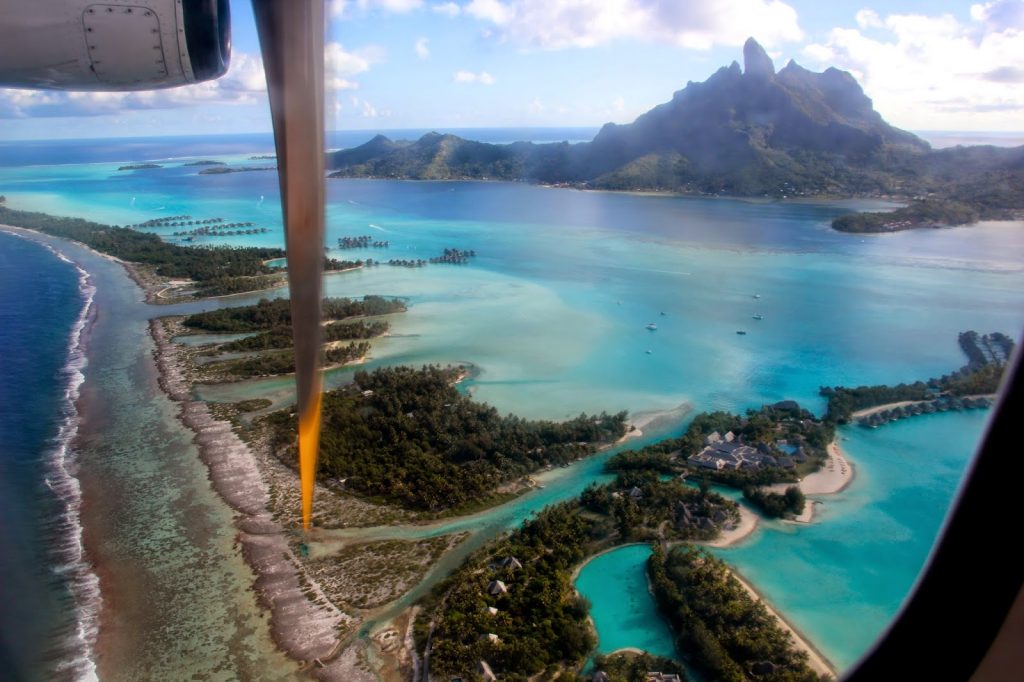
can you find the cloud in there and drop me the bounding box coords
[855,9,883,29]
[0,52,268,119]
[454,70,496,84]
[346,96,390,118]
[325,42,383,90]
[0,43,384,118]
[970,0,1024,31]
[981,66,1024,83]
[331,0,424,17]
[803,5,1024,129]
[432,1,462,16]
[457,0,802,50]
[466,0,515,24]
[415,37,431,59]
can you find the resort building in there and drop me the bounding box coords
[688,437,778,470]
[487,580,508,596]
[499,556,523,570]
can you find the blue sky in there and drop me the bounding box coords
[1,0,1022,139]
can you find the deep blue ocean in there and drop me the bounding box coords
[0,232,94,681]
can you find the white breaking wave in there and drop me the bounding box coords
[368,223,388,232]
[38,243,101,682]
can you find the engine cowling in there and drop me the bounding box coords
[0,0,230,91]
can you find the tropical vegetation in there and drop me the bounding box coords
[264,365,628,511]
[648,544,827,681]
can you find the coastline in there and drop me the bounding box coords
[1,226,103,680]
[703,502,759,547]
[3,224,849,679]
[769,440,855,523]
[148,318,374,680]
[728,567,837,679]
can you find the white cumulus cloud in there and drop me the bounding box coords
[432,1,462,16]
[454,70,496,84]
[457,0,802,50]
[0,43,384,118]
[803,3,1024,130]
[331,0,424,17]
[0,52,268,118]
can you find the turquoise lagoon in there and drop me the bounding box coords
[574,410,991,672]
[576,544,678,660]
[2,136,1023,675]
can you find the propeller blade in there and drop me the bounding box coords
[251,0,326,531]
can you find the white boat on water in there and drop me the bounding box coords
[646,323,658,330]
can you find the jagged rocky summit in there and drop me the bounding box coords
[328,38,1023,218]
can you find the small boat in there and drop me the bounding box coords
[736,330,747,335]
[646,323,658,331]
[659,311,666,316]
[752,314,763,320]
[753,294,762,299]
[645,349,653,355]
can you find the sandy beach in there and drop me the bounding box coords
[800,441,855,495]
[729,568,837,678]
[769,440,855,523]
[850,400,921,420]
[703,503,759,547]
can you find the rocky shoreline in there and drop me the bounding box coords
[148,318,375,680]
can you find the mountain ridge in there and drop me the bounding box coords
[327,38,1023,229]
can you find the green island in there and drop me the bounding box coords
[264,365,629,512]
[182,296,405,333]
[0,205,285,299]
[648,545,827,682]
[198,165,276,175]
[203,341,370,380]
[821,330,1011,426]
[179,296,404,381]
[415,477,741,681]
[831,199,985,233]
[607,402,833,490]
[117,163,162,170]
